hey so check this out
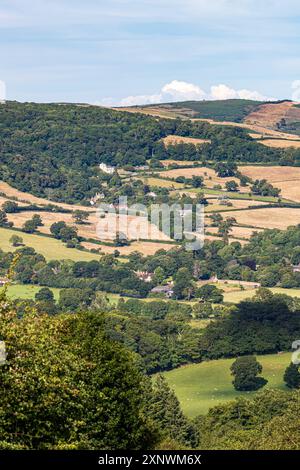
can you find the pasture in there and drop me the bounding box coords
[4,283,60,301]
[163,352,291,417]
[0,227,103,262]
[223,286,300,303]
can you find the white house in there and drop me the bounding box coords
[99,163,116,174]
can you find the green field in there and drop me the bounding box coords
[0,227,102,262]
[4,283,60,301]
[223,287,300,303]
[163,352,291,418]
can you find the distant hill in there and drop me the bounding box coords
[0,100,295,204]
[144,99,265,122]
[122,99,300,136]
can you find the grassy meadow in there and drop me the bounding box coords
[4,284,60,301]
[163,352,291,417]
[0,227,103,262]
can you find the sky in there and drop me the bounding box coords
[0,0,300,104]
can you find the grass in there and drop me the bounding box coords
[223,287,300,303]
[0,227,103,262]
[163,352,291,417]
[140,176,185,189]
[5,283,60,301]
[190,187,284,203]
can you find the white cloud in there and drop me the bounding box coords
[210,83,273,101]
[292,80,300,102]
[110,80,275,106]
[161,80,206,101]
[210,84,237,100]
[120,93,163,106]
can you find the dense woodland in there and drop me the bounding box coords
[0,101,297,204]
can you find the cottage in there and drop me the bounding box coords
[151,285,174,298]
[99,163,116,174]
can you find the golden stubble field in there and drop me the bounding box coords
[7,211,172,241]
[239,166,300,202]
[162,135,211,146]
[0,181,94,212]
[220,207,300,230]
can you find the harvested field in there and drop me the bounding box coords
[220,207,300,230]
[207,225,263,240]
[7,211,171,242]
[239,166,300,202]
[82,240,178,256]
[258,139,300,149]
[162,135,211,146]
[0,181,94,212]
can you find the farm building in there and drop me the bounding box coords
[151,285,174,298]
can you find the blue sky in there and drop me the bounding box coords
[0,0,300,104]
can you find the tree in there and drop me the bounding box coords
[284,363,300,389]
[0,305,156,449]
[210,213,223,227]
[50,221,67,239]
[35,287,54,302]
[32,214,43,227]
[231,356,267,391]
[72,210,89,225]
[196,285,224,303]
[193,302,214,319]
[22,215,43,233]
[0,210,13,228]
[153,266,165,285]
[59,288,95,311]
[50,221,78,242]
[173,268,194,300]
[59,226,78,243]
[225,180,239,192]
[191,176,204,188]
[9,235,23,247]
[148,375,198,448]
[22,219,37,234]
[2,201,19,213]
[215,162,237,177]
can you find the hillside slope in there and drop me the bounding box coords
[122,99,300,137]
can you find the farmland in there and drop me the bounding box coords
[162,135,211,146]
[0,227,103,262]
[257,139,300,149]
[4,283,60,301]
[163,352,291,417]
[219,207,300,230]
[239,165,300,202]
[159,167,245,191]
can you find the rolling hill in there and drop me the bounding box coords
[119,99,300,137]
